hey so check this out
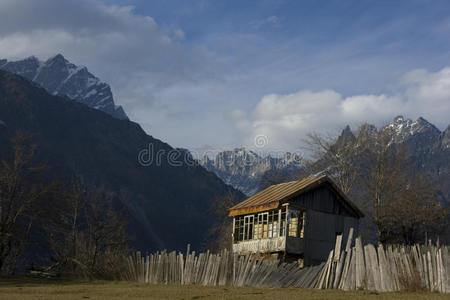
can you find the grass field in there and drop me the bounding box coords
[0,278,448,299]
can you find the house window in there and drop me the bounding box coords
[280,206,287,236]
[253,219,260,240]
[288,210,306,238]
[243,215,254,240]
[268,210,278,238]
[262,213,268,238]
[233,216,245,242]
[300,211,306,238]
[288,213,298,237]
[256,212,268,239]
[234,209,282,242]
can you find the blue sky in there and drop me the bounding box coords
[1,0,450,152]
[122,0,450,84]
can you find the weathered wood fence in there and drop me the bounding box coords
[124,246,323,288]
[317,237,450,293]
[125,239,449,293]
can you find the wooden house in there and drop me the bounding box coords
[228,175,364,265]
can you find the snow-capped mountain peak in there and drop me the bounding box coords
[381,115,440,144]
[0,54,128,120]
[203,116,449,197]
[199,147,303,195]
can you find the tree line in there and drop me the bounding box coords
[0,133,130,277]
[302,124,449,244]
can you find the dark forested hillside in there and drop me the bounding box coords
[0,70,243,252]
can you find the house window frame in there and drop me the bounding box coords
[233,208,284,243]
[243,215,254,241]
[287,208,306,238]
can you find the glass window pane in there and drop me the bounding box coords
[300,211,306,238]
[273,221,278,237]
[289,217,298,237]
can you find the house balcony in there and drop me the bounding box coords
[233,236,286,254]
[232,236,304,255]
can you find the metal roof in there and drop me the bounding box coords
[228,175,364,217]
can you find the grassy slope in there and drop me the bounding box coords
[0,279,447,300]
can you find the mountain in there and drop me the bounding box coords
[350,116,450,202]
[0,54,127,120]
[199,148,303,195]
[202,116,450,202]
[0,69,243,251]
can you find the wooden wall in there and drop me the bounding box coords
[289,184,355,217]
[288,185,360,265]
[302,209,358,265]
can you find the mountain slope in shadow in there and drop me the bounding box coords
[0,70,243,252]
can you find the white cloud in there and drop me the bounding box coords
[340,94,404,122]
[235,67,450,151]
[401,67,450,128]
[1,0,449,152]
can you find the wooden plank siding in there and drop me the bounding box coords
[303,209,358,264]
[289,185,355,217]
[290,186,359,264]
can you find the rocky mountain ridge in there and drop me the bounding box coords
[204,116,450,201]
[363,116,450,202]
[0,54,127,119]
[199,148,303,195]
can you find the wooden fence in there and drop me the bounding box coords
[126,238,449,293]
[124,245,323,288]
[317,237,450,293]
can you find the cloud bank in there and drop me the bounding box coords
[1,0,450,152]
[234,67,450,151]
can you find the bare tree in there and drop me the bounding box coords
[0,133,56,274]
[357,131,405,242]
[302,130,361,195]
[0,133,131,277]
[207,192,238,251]
[43,184,130,279]
[303,125,448,244]
[368,165,448,244]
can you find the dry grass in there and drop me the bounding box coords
[0,278,447,300]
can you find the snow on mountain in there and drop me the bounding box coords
[203,116,450,198]
[199,148,303,195]
[381,115,440,144]
[0,54,128,120]
[342,116,450,202]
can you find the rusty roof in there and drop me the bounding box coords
[228,175,364,218]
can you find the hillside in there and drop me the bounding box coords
[0,70,243,252]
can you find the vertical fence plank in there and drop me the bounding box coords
[355,236,365,290]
